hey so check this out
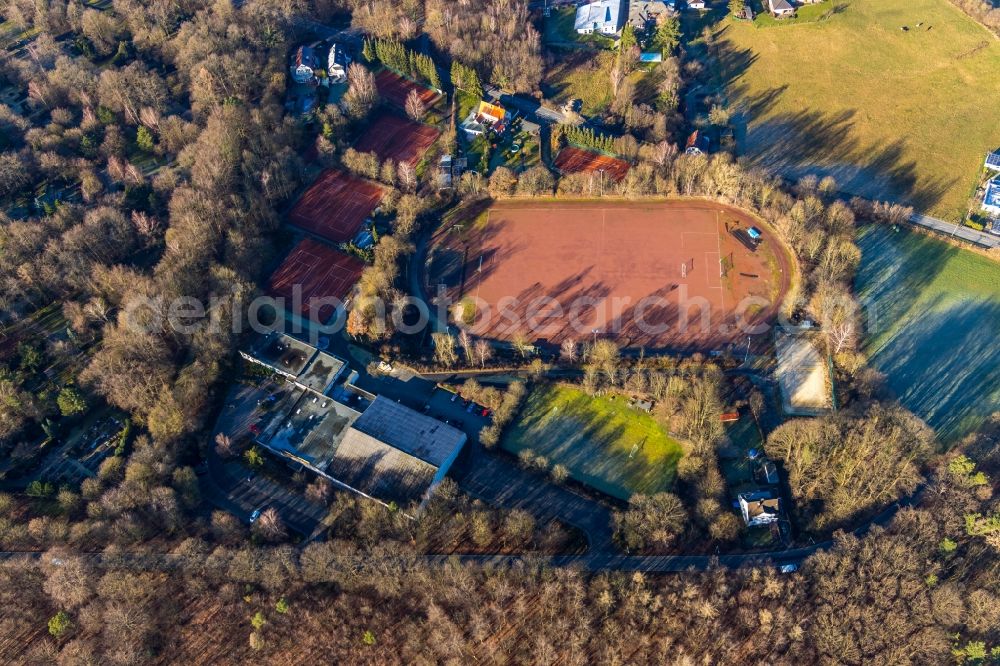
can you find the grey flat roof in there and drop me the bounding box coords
[244,331,346,394]
[257,394,466,507]
[250,332,316,377]
[260,393,361,470]
[326,428,440,504]
[350,396,466,467]
[298,350,346,394]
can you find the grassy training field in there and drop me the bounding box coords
[855,224,1000,443]
[715,0,1000,221]
[502,384,683,500]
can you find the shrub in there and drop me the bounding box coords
[48,611,73,638]
[57,387,87,416]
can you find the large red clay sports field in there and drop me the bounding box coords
[288,170,383,244]
[268,239,365,323]
[555,147,631,181]
[375,69,440,109]
[353,113,440,167]
[427,201,793,350]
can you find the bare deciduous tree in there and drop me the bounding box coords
[214,432,234,458]
[432,332,458,367]
[474,340,493,368]
[253,508,287,542]
[404,89,425,120]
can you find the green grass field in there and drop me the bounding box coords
[855,225,1000,443]
[502,384,683,500]
[715,0,1000,221]
[543,50,660,118]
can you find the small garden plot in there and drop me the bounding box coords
[502,384,683,500]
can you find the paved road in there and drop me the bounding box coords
[5,477,923,575]
[909,212,1000,249]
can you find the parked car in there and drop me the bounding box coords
[481,408,491,417]
[249,508,263,523]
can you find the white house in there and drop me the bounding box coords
[982,178,1000,217]
[768,0,795,16]
[575,0,626,35]
[688,0,706,10]
[738,490,781,527]
[327,43,349,83]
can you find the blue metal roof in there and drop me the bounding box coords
[986,150,1000,171]
[984,178,1000,209]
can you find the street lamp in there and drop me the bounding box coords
[592,328,600,345]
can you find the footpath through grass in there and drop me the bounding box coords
[855,224,1000,443]
[502,384,683,500]
[716,0,1000,221]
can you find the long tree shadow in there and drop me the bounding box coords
[868,297,1000,444]
[856,224,1000,443]
[507,386,681,500]
[713,30,955,213]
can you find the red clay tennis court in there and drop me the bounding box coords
[288,170,383,243]
[354,113,440,166]
[375,69,440,108]
[554,147,631,182]
[268,239,365,323]
[427,201,792,350]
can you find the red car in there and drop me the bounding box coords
[481,408,491,418]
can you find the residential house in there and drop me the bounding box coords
[982,178,1000,217]
[768,0,795,16]
[628,0,671,31]
[290,45,319,84]
[685,130,710,155]
[460,100,509,137]
[327,43,349,83]
[575,0,626,35]
[739,490,781,527]
[986,149,1000,172]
